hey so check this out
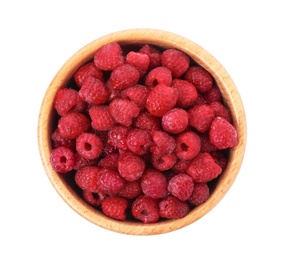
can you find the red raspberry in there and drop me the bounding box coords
[89,105,115,131]
[151,152,177,171]
[186,152,222,183]
[134,111,161,132]
[139,44,161,69]
[57,112,90,139]
[168,173,194,201]
[126,128,152,155]
[188,104,215,133]
[50,146,75,173]
[132,195,160,223]
[76,133,103,159]
[172,79,198,108]
[200,133,217,153]
[193,93,208,105]
[102,197,128,221]
[109,98,140,126]
[150,131,176,156]
[98,153,119,170]
[159,195,190,219]
[145,66,172,88]
[121,85,150,110]
[73,153,98,171]
[188,183,210,205]
[204,85,222,103]
[74,166,101,192]
[109,64,140,90]
[79,76,108,105]
[210,102,232,123]
[94,42,124,71]
[53,88,86,116]
[118,180,142,199]
[117,152,145,181]
[105,80,121,102]
[171,159,190,174]
[140,168,168,199]
[107,125,129,151]
[73,62,104,88]
[175,131,201,160]
[161,49,190,78]
[98,168,125,196]
[82,190,105,207]
[126,51,150,76]
[184,65,213,93]
[145,83,178,117]
[209,116,238,149]
[211,150,228,170]
[51,128,76,150]
[161,108,189,134]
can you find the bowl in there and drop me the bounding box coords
[38,28,246,235]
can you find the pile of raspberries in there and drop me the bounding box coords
[50,42,238,223]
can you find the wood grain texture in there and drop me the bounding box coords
[38,28,247,235]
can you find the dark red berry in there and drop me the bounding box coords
[76,133,103,159]
[145,66,172,88]
[74,166,101,192]
[159,195,190,219]
[188,183,210,205]
[50,146,75,173]
[102,197,128,221]
[168,173,194,201]
[126,128,152,155]
[89,105,115,131]
[161,108,189,134]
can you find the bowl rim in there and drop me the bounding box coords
[38,28,247,235]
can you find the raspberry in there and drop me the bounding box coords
[109,64,140,90]
[150,131,176,156]
[140,168,168,199]
[175,131,201,161]
[126,51,150,76]
[204,85,222,103]
[200,133,217,153]
[53,88,86,116]
[132,195,160,223]
[118,180,142,199]
[50,146,75,173]
[209,116,238,149]
[73,62,104,88]
[105,80,121,102]
[210,102,232,123]
[161,49,190,78]
[186,152,222,183]
[109,98,140,126]
[98,168,125,196]
[134,111,161,132]
[121,85,149,110]
[184,66,213,93]
[211,150,228,170]
[126,128,152,155]
[168,173,194,201]
[79,76,108,105]
[94,42,124,71]
[107,125,129,151]
[172,79,198,108]
[188,104,215,133]
[117,152,145,181]
[82,190,105,207]
[76,133,103,159]
[139,44,161,69]
[89,105,115,131]
[73,153,98,171]
[171,159,190,174]
[102,197,128,221]
[145,83,178,117]
[74,166,101,192]
[145,66,172,88]
[51,128,76,150]
[188,183,210,205]
[159,196,190,219]
[98,153,119,170]
[151,152,177,171]
[161,108,189,134]
[57,112,90,139]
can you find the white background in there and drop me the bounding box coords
[1,1,284,259]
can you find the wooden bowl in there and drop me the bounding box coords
[38,29,246,235]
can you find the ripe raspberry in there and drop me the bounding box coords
[151,152,177,171]
[109,64,140,90]
[126,128,152,155]
[172,79,198,108]
[89,105,115,131]
[134,111,161,132]
[94,42,124,71]
[188,183,210,205]
[132,195,160,223]
[73,153,98,171]
[171,159,190,174]
[159,195,190,219]
[98,168,125,196]
[73,62,104,88]
[145,83,178,117]
[175,131,201,160]
[117,152,145,181]
[150,131,176,156]
[102,197,128,221]
[161,108,189,134]
[145,66,172,88]
[82,190,105,207]
[211,150,228,170]
[119,180,142,199]
[51,128,76,150]
[107,125,129,151]
[76,133,103,159]
[105,80,121,102]
[204,85,222,103]
[186,152,222,183]
[200,133,217,153]
[98,153,119,170]
[50,146,75,173]
[57,112,90,139]
[126,51,150,76]
[79,76,108,105]
[188,104,215,133]
[210,102,232,123]
[139,44,161,69]
[161,49,190,78]
[121,85,150,110]
[74,166,101,192]
[109,98,140,126]
[168,173,194,201]
[184,66,213,93]
[209,116,238,149]
[140,168,168,199]
[53,88,86,116]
